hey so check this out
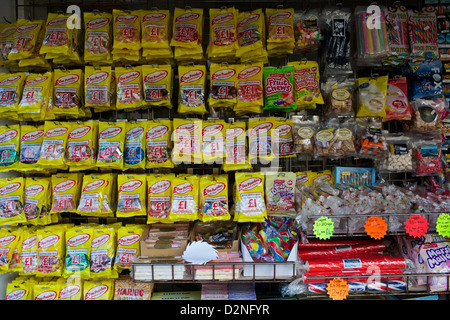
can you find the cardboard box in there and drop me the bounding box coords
[189,221,240,253]
[139,223,190,258]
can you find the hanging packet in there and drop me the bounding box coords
[0,22,17,65]
[145,119,174,169]
[0,177,26,227]
[84,11,113,63]
[169,175,199,222]
[202,119,226,164]
[272,118,295,158]
[208,7,238,60]
[117,174,147,218]
[124,121,146,170]
[116,66,144,110]
[8,19,43,61]
[292,60,323,109]
[266,8,295,56]
[384,76,413,121]
[234,172,267,223]
[147,174,174,223]
[171,7,204,60]
[0,228,22,272]
[18,124,44,172]
[50,173,82,215]
[66,120,97,170]
[248,117,276,165]
[263,65,296,111]
[85,66,112,110]
[222,121,251,172]
[23,177,51,226]
[40,13,71,57]
[235,63,264,115]
[90,225,118,279]
[6,280,33,300]
[77,174,110,216]
[408,59,443,100]
[63,226,93,279]
[36,225,66,277]
[356,75,388,118]
[172,118,202,164]
[142,64,172,108]
[265,172,296,216]
[53,68,83,117]
[0,72,26,120]
[0,124,20,171]
[113,9,141,52]
[141,9,171,50]
[114,224,146,273]
[18,228,38,275]
[37,121,71,170]
[97,121,126,170]
[18,72,52,120]
[83,279,115,300]
[209,63,237,109]
[199,175,230,222]
[178,64,207,114]
[236,9,266,62]
[58,278,83,300]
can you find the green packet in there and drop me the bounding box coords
[263,65,296,112]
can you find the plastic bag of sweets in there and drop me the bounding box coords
[169,175,199,222]
[178,64,207,115]
[23,177,51,225]
[293,9,322,54]
[115,66,144,111]
[90,225,118,279]
[407,59,443,100]
[114,224,146,273]
[8,19,43,61]
[271,118,295,159]
[146,174,174,223]
[141,9,171,50]
[18,228,38,275]
[0,22,17,66]
[117,174,147,218]
[84,66,112,110]
[77,174,111,216]
[66,120,97,170]
[84,11,112,64]
[412,138,444,176]
[209,63,237,110]
[202,119,226,165]
[6,280,33,300]
[35,225,66,277]
[36,121,71,170]
[83,279,115,300]
[265,172,296,217]
[222,121,251,172]
[233,172,267,223]
[18,25,51,70]
[292,60,324,110]
[263,65,296,112]
[236,9,267,63]
[142,64,172,109]
[376,134,413,173]
[384,76,413,121]
[63,226,93,279]
[39,13,72,58]
[171,8,204,50]
[145,119,174,169]
[96,121,126,170]
[57,277,84,301]
[356,75,388,118]
[321,76,355,118]
[0,228,22,272]
[199,175,230,222]
[17,124,44,172]
[407,8,439,61]
[124,121,146,171]
[292,115,318,156]
[207,7,238,61]
[113,9,141,52]
[18,72,53,120]
[0,124,20,171]
[248,117,276,165]
[50,173,82,215]
[0,72,26,120]
[384,5,409,66]
[265,8,295,57]
[409,98,443,136]
[172,118,202,165]
[235,62,264,115]
[53,68,83,117]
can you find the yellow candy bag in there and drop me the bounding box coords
[169,175,199,222]
[209,63,237,109]
[37,121,71,169]
[96,121,126,170]
[50,173,82,215]
[146,174,174,224]
[222,121,251,172]
[0,72,26,119]
[63,226,93,279]
[114,224,146,273]
[6,281,33,300]
[272,117,295,158]
[116,174,147,218]
[113,9,141,52]
[33,282,61,300]
[248,117,276,165]
[8,19,43,61]
[266,8,295,56]
[36,225,66,277]
[18,228,38,275]
[145,119,174,169]
[236,9,266,61]
[90,225,118,279]
[23,177,51,226]
[0,177,26,227]
[171,8,203,50]
[208,7,238,60]
[58,277,83,300]
[40,13,72,57]
[77,173,111,216]
[172,118,202,164]
[0,124,20,171]
[310,170,334,186]
[199,175,230,222]
[356,75,388,118]
[142,64,172,108]
[124,121,147,170]
[235,63,264,115]
[116,66,144,110]
[177,64,207,114]
[292,60,324,109]
[141,9,171,50]
[202,119,226,164]
[66,120,97,170]
[53,68,83,117]
[18,72,53,119]
[0,228,22,272]
[0,22,17,66]
[18,124,44,172]
[84,11,113,63]
[85,66,112,110]
[84,279,115,300]
[18,25,51,69]
[234,172,267,223]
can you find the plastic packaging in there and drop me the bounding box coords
[40,13,72,58]
[292,60,323,110]
[376,134,413,173]
[169,175,199,222]
[208,7,238,61]
[271,118,295,159]
[113,9,141,52]
[384,76,413,121]
[84,11,112,64]
[85,66,112,110]
[23,177,51,226]
[116,66,144,110]
[384,5,409,65]
[96,121,126,170]
[50,173,82,214]
[265,172,296,216]
[18,125,44,172]
[407,8,439,61]
[124,121,146,170]
[117,174,147,217]
[234,172,267,223]
[114,224,146,273]
[236,9,267,63]
[263,65,296,112]
[177,65,207,114]
[36,225,66,277]
[202,119,226,165]
[37,121,71,169]
[0,124,20,171]
[293,9,322,53]
[0,72,26,120]
[141,9,171,50]
[222,121,251,172]
[147,174,174,223]
[412,138,444,176]
[8,19,43,61]
[292,115,318,156]
[142,64,172,109]
[248,117,275,165]
[356,75,388,118]
[18,72,53,121]
[171,7,204,62]
[209,63,237,109]
[63,226,93,279]
[355,118,388,159]
[322,76,355,117]
[266,8,295,57]
[172,118,202,164]
[145,119,174,169]
[235,62,264,115]
[0,177,26,227]
[90,225,117,279]
[66,120,97,170]
[53,69,83,117]
[77,173,114,217]
[199,175,230,222]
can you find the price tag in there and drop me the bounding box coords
[405,214,429,238]
[313,216,334,240]
[364,216,387,240]
[436,213,450,238]
[326,278,349,300]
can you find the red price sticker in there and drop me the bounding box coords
[405,214,429,238]
[326,278,349,300]
[364,216,387,240]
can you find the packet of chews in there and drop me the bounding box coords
[199,174,230,222]
[85,66,112,110]
[97,121,126,170]
[0,124,20,171]
[37,121,71,170]
[234,172,267,223]
[142,64,172,108]
[18,72,53,120]
[0,228,22,272]
[84,11,113,64]
[53,68,83,117]
[23,177,51,226]
[83,279,115,300]
[0,177,26,227]
[77,174,111,217]
[169,175,199,222]
[8,19,43,61]
[235,63,264,115]
[202,119,226,164]
[114,224,146,273]
[63,226,93,279]
[171,7,204,50]
[0,72,26,120]
[116,65,144,110]
[116,174,147,218]
[222,121,251,172]
[145,119,174,169]
[50,173,82,215]
[146,174,174,224]
[66,120,97,170]
[172,118,203,164]
[90,225,118,279]
[18,124,45,172]
[124,121,147,170]
[36,225,66,277]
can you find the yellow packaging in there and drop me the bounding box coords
[36,225,66,277]
[145,119,174,169]
[142,64,172,108]
[18,72,53,118]
[8,227,22,272]
[124,121,147,170]
[116,174,147,218]
[66,120,97,170]
[310,170,334,186]
[171,8,203,49]
[85,66,112,109]
[84,279,114,300]
[172,118,202,164]
[77,173,112,217]
[90,225,118,279]
[18,124,44,172]
[18,25,51,69]
[199,175,230,222]
[0,72,26,118]
[0,22,17,65]
[234,172,267,223]
[58,278,83,300]
[235,63,264,115]
[40,13,72,57]
[292,61,324,109]
[8,19,43,61]
[266,8,295,56]
[209,63,237,109]
[236,9,265,60]
[96,121,126,170]
[169,175,199,222]
[0,124,20,171]
[272,118,295,158]
[84,11,113,63]
[146,174,174,224]
[37,121,71,169]
[141,9,171,50]
[50,173,82,215]
[208,7,238,59]
[33,282,61,300]
[248,117,276,165]
[0,177,26,227]
[356,75,388,118]
[116,66,144,110]
[202,119,226,164]
[177,64,207,114]
[113,9,141,52]
[23,177,51,226]
[222,121,251,172]
[6,281,33,300]
[0,228,22,272]
[53,68,83,117]
[18,228,38,275]
[63,226,93,279]
[114,224,146,273]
